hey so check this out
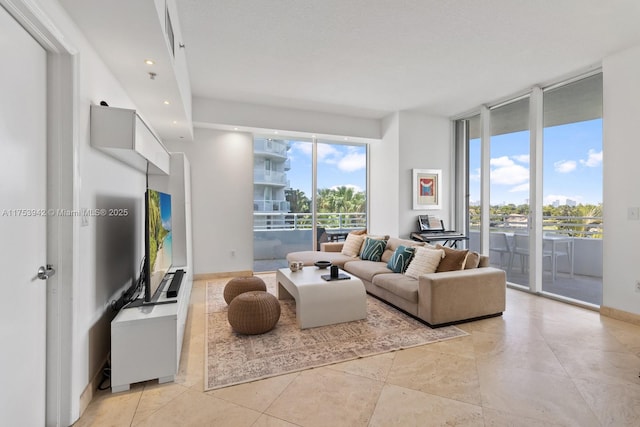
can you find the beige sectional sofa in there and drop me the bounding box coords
[286,236,506,327]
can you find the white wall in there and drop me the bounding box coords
[397,111,452,238]
[165,129,254,275]
[602,44,640,316]
[369,113,400,236]
[32,1,148,422]
[370,111,452,238]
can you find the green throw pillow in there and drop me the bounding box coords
[387,245,416,273]
[360,237,387,262]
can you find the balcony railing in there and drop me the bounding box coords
[253,200,291,212]
[253,212,367,231]
[471,214,603,238]
[254,139,289,158]
[254,170,288,186]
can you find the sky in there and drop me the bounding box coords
[469,119,603,206]
[279,118,602,208]
[285,141,367,198]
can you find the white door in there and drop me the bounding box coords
[0,5,48,425]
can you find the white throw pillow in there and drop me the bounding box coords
[341,233,365,257]
[404,246,445,279]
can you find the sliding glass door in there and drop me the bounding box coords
[542,74,603,304]
[316,141,367,245]
[489,97,531,287]
[253,137,368,272]
[457,72,603,307]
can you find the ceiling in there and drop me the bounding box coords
[61,0,640,140]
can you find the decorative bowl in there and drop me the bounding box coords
[314,261,331,269]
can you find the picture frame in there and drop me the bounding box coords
[412,169,442,210]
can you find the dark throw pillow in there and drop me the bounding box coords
[360,237,387,262]
[387,245,416,273]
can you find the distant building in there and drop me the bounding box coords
[506,213,528,228]
[552,200,560,208]
[253,138,291,213]
[566,198,577,207]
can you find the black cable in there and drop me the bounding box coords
[97,363,111,391]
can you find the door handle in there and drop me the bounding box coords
[37,264,56,280]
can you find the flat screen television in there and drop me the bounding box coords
[144,188,173,302]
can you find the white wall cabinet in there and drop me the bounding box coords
[90,104,170,174]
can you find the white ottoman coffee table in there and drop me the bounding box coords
[276,266,367,329]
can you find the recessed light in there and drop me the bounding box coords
[144,59,155,65]
[163,100,170,105]
[172,120,177,124]
[233,127,238,130]
[274,131,279,134]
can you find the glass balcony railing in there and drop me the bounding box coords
[254,170,288,185]
[252,212,367,230]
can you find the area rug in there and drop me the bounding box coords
[205,273,468,391]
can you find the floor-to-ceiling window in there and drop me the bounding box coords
[253,136,367,272]
[542,73,603,305]
[490,97,531,287]
[456,72,603,306]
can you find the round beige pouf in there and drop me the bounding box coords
[227,291,281,335]
[223,276,267,305]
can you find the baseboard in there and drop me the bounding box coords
[600,305,640,326]
[194,270,253,281]
[79,354,110,418]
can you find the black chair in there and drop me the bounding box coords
[316,227,328,250]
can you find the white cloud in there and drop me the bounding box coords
[580,149,602,167]
[509,183,529,193]
[292,141,312,157]
[337,152,366,172]
[317,143,340,162]
[490,156,529,185]
[512,154,530,164]
[554,160,577,173]
[490,156,514,168]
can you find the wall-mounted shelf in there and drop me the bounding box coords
[90,105,170,175]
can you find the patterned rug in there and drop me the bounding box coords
[205,273,468,391]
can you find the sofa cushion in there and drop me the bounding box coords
[404,246,445,279]
[435,245,469,272]
[360,237,387,262]
[386,245,415,273]
[341,233,365,257]
[381,237,424,263]
[372,273,419,303]
[343,260,391,283]
[464,251,481,269]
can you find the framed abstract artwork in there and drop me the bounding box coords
[412,169,442,210]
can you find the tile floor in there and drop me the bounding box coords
[74,280,640,426]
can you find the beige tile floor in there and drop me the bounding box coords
[74,280,640,427]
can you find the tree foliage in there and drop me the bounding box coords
[316,186,366,213]
[469,203,603,238]
[285,188,311,213]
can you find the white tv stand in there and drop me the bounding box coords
[110,267,192,392]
